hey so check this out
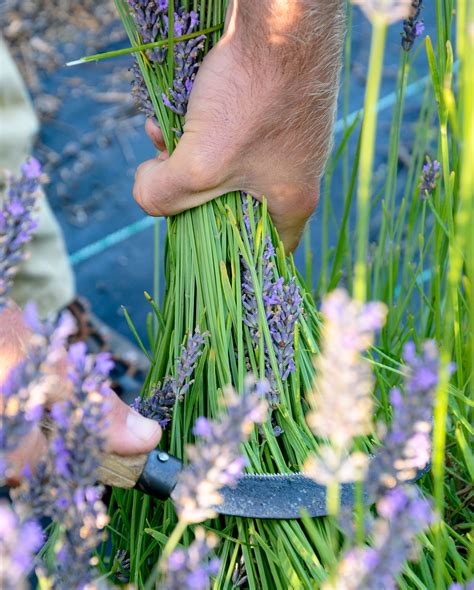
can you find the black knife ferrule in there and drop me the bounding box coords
[135,450,183,500]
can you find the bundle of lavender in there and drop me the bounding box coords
[105,0,338,586]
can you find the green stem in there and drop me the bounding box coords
[66,24,224,66]
[354,17,387,303]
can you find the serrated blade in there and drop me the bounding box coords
[214,473,364,519]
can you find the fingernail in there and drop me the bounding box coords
[126,411,161,442]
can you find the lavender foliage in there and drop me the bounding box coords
[401,1,424,51]
[0,501,44,590]
[164,527,221,590]
[325,487,434,590]
[1,304,75,483]
[133,329,206,427]
[171,377,268,524]
[16,341,112,588]
[368,340,441,498]
[241,196,303,404]
[419,157,441,196]
[0,158,43,310]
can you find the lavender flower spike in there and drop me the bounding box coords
[367,340,441,498]
[134,328,207,427]
[0,501,44,590]
[324,487,434,590]
[0,158,43,310]
[164,527,221,590]
[171,376,269,524]
[401,0,424,51]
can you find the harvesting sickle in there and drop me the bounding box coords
[93,445,431,520]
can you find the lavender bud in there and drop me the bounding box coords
[171,376,269,524]
[419,156,441,196]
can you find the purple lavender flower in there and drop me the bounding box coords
[0,501,44,589]
[1,304,75,483]
[367,340,440,498]
[240,196,302,403]
[171,376,268,523]
[0,158,43,310]
[401,1,424,51]
[164,527,221,590]
[419,156,441,196]
[127,0,168,63]
[325,487,434,590]
[16,340,112,588]
[134,329,207,426]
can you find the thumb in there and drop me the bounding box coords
[105,392,162,456]
[133,134,231,218]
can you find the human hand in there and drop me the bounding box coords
[133,0,344,252]
[0,303,162,485]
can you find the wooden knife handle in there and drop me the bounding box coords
[39,418,181,497]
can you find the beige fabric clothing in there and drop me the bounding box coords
[1,37,75,315]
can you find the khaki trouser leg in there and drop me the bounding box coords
[1,37,75,316]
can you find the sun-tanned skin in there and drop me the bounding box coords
[134,0,345,252]
[2,0,344,481]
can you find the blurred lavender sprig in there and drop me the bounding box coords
[304,289,387,487]
[0,501,44,590]
[368,340,441,498]
[128,1,205,118]
[307,289,387,448]
[0,158,43,310]
[164,527,221,590]
[133,329,206,427]
[401,0,424,51]
[419,156,441,196]
[1,303,75,483]
[241,196,302,404]
[171,376,268,524]
[16,341,112,588]
[325,487,434,590]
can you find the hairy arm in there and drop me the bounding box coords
[135,0,345,251]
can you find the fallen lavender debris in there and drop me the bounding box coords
[164,527,221,590]
[0,501,44,590]
[368,340,442,498]
[325,487,434,590]
[133,329,207,426]
[401,0,424,51]
[171,377,268,524]
[0,158,43,310]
